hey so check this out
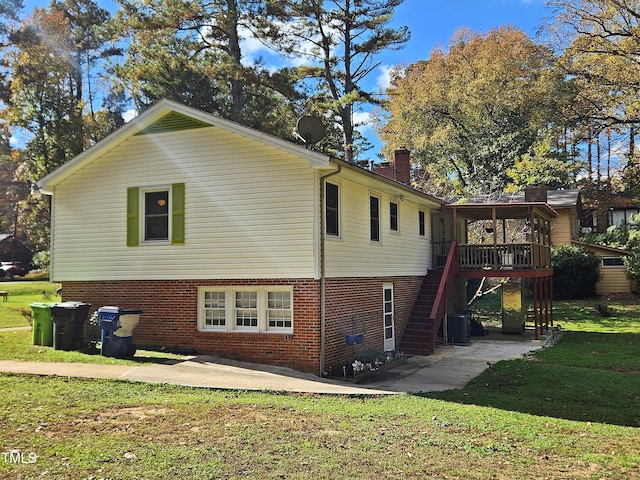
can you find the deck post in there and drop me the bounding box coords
[532,276,539,340]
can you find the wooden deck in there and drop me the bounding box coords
[434,241,551,275]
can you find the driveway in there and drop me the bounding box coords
[0,328,555,395]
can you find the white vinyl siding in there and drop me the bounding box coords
[324,173,435,277]
[50,126,317,281]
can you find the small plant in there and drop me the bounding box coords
[595,303,611,317]
[82,311,101,353]
[343,348,403,377]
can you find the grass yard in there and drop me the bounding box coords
[0,281,60,329]
[1,375,638,479]
[0,283,638,478]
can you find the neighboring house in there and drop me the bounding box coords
[581,192,640,234]
[573,242,635,295]
[544,190,636,294]
[36,100,444,375]
[0,234,33,265]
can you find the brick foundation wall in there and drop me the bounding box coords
[62,275,423,376]
[62,279,321,374]
[323,276,423,375]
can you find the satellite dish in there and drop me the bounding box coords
[295,116,325,145]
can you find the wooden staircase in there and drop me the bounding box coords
[398,269,444,355]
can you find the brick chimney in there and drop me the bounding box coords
[372,147,412,184]
[524,186,548,203]
[393,147,411,184]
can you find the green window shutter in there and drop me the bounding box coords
[126,187,139,246]
[172,183,185,244]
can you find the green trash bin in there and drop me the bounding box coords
[30,302,56,346]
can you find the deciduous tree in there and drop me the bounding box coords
[547,0,640,195]
[379,26,575,196]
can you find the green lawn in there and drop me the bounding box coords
[0,284,639,479]
[0,281,60,329]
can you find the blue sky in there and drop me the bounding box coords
[23,0,550,158]
[363,0,550,157]
[377,0,548,84]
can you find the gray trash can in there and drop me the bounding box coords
[51,302,91,351]
[447,313,471,345]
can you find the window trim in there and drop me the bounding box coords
[198,286,294,334]
[325,181,340,238]
[389,201,399,234]
[370,194,381,243]
[601,257,625,268]
[418,210,426,237]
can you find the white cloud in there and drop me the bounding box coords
[123,109,138,123]
[353,110,373,133]
[375,65,392,91]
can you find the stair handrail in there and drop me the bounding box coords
[429,240,458,350]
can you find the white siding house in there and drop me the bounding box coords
[37,100,444,374]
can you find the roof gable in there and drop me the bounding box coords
[36,99,332,192]
[135,111,211,135]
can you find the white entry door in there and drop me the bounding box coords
[383,283,395,351]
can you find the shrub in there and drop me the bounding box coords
[552,245,600,299]
[31,250,50,270]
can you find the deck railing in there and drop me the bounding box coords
[434,241,551,270]
[429,241,458,353]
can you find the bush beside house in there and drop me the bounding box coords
[552,245,600,299]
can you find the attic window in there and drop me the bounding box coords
[602,257,624,267]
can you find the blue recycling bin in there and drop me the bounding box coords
[98,306,143,358]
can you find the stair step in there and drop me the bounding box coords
[398,270,447,358]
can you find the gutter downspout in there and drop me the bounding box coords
[319,163,342,376]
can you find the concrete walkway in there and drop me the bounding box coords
[0,328,555,395]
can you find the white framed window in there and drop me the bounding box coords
[602,257,624,267]
[235,291,258,330]
[127,183,185,246]
[143,188,170,242]
[267,291,293,331]
[370,195,381,242]
[390,201,399,233]
[203,291,226,329]
[383,283,395,351]
[198,286,293,333]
